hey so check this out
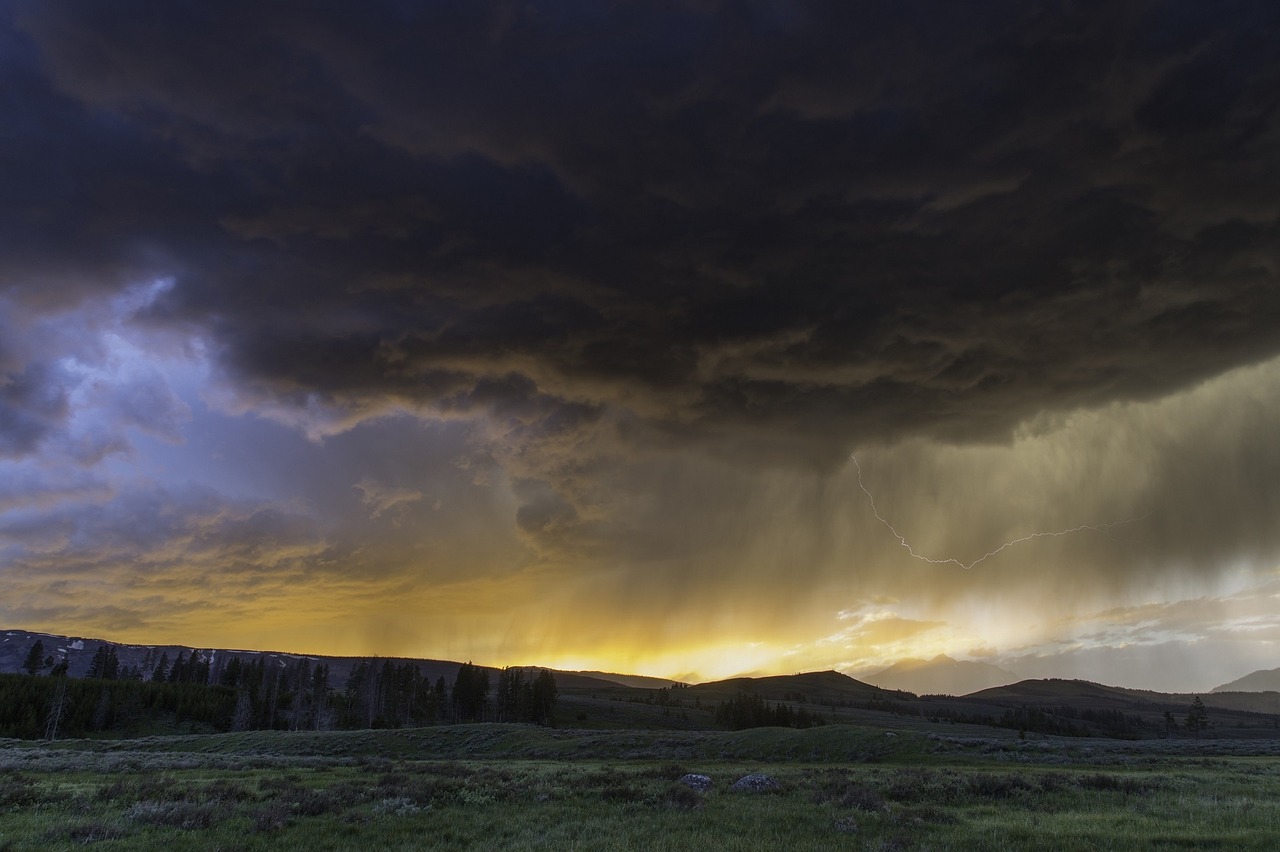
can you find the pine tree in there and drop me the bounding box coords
[22,640,45,675]
[531,670,557,726]
[1186,696,1209,738]
[453,662,490,722]
[86,645,113,679]
[102,647,119,680]
[169,652,187,683]
[433,676,448,720]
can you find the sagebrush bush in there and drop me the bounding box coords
[660,783,702,809]
[0,772,41,807]
[125,800,216,829]
[372,796,425,816]
[1077,772,1157,794]
[201,778,257,803]
[252,801,293,832]
[967,773,1035,799]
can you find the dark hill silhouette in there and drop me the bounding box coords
[958,677,1280,717]
[689,669,909,704]
[559,670,681,689]
[964,678,1140,705]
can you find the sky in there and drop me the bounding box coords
[2,1,1280,692]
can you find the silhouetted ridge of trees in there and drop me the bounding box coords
[0,673,235,739]
[496,667,558,726]
[0,647,559,739]
[714,692,827,730]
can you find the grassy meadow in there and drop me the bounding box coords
[3,725,1280,850]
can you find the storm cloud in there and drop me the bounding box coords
[2,1,1279,686]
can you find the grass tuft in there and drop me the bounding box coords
[64,821,128,843]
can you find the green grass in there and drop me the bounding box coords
[3,726,1280,850]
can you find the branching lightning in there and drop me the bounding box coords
[851,454,1142,570]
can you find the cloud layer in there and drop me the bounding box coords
[2,1,1279,687]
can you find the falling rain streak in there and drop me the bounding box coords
[851,455,1143,570]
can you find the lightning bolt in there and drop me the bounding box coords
[851,454,1143,570]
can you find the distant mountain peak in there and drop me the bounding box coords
[1212,667,1280,693]
[863,655,1017,696]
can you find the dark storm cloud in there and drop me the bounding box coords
[6,1,1280,555]
[10,1,1279,443]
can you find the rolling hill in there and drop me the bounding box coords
[688,669,908,705]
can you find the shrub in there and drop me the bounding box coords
[660,783,702,809]
[202,779,257,803]
[372,796,425,816]
[1077,773,1155,795]
[0,773,40,807]
[883,769,949,803]
[453,787,495,806]
[125,800,216,829]
[810,773,887,811]
[841,784,888,812]
[968,773,1034,799]
[253,801,293,832]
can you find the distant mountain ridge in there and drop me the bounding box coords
[561,670,682,689]
[1212,668,1280,693]
[863,655,1018,696]
[962,677,1280,715]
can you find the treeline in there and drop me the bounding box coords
[495,667,558,725]
[0,673,235,739]
[6,640,559,739]
[714,692,828,730]
[921,704,1145,738]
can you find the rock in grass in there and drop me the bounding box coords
[678,773,713,792]
[730,773,780,792]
